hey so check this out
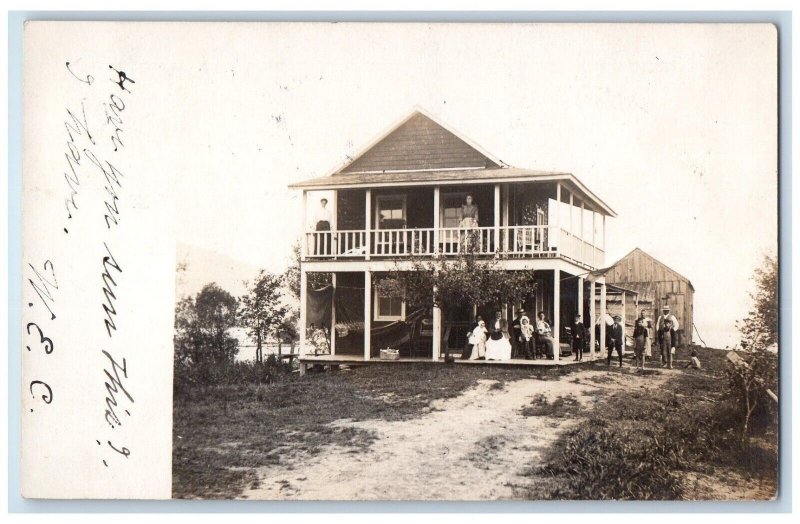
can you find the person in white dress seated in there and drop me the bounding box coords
[468,319,488,360]
[536,311,556,359]
[485,310,512,361]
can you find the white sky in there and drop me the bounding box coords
[168,23,777,348]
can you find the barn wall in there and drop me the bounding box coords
[606,249,694,346]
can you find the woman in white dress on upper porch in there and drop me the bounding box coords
[485,310,512,361]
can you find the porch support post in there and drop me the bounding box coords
[620,288,626,356]
[589,280,596,360]
[365,189,372,260]
[494,184,501,252]
[577,276,584,319]
[600,281,607,358]
[503,184,510,252]
[331,190,338,259]
[301,190,308,261]
[364,270,372,360]
[432,283,442,361]
[330,272,336,355]
[299,270,308,357]
[433,186,440,255]
[553,269,560,362]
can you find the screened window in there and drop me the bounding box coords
[375,288,405,321]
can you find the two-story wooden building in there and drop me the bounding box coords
[290,108,617,370]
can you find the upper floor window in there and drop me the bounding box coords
[376,195,407,229]
[440,192,466,228]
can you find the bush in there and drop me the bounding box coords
[174,355,291,398]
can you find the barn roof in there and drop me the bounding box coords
[289,107,617,217]
[610,248,695,291]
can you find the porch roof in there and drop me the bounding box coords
[289,167,617,217]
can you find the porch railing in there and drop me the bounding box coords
[304,225,604,268]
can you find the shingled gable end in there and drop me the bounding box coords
[337,110,502,175]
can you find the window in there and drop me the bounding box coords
[440,192,466,227]
[375,287,406,321]
[375,195,407,229]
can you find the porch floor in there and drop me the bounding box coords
[299,351,603,367]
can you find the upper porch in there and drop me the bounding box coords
[297,177,611,271]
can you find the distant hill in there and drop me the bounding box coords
[176,242,262,299]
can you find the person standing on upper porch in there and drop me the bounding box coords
[312,197,334,255]
[459,194,479,228]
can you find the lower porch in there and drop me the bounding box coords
[299,266,615,372]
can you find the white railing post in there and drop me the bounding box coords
[503,184,510,253]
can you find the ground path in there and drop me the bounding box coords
[240,366,672,500]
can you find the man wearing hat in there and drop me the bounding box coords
[312,196,334,255]
[656,305,679,368]
[511,308,525,358]
[572,314,587,361]
[607,314,624,367]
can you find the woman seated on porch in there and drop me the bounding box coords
[485,310,512,361]
[535,311,556,359]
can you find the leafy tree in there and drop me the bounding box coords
[379,234,538,360]
[240,270,288,362]
[727,253,779,443]
[190,283,239,365]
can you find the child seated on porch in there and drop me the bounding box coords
[469,320,488,360]
[519,316,534,360]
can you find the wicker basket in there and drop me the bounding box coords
[379,348,400,360]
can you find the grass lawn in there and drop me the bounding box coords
[526,346,778,500]
[173,362,574,499]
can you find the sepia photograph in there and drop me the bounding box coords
[14,15,784,508]
[165,23,779,501]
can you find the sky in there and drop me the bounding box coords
[168,23,777,348]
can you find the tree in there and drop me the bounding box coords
[378,235,538,360]
[727,253,779,443]
[240,270,288,362]
[193,283,240,364]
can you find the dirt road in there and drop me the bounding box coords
[240,367,670,500]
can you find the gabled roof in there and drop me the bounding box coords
[611,248,695,291]
[289,106,617,217]
[334,107,504,175]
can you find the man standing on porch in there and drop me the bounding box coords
[312,197,333,255]
[607,315,624,368]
